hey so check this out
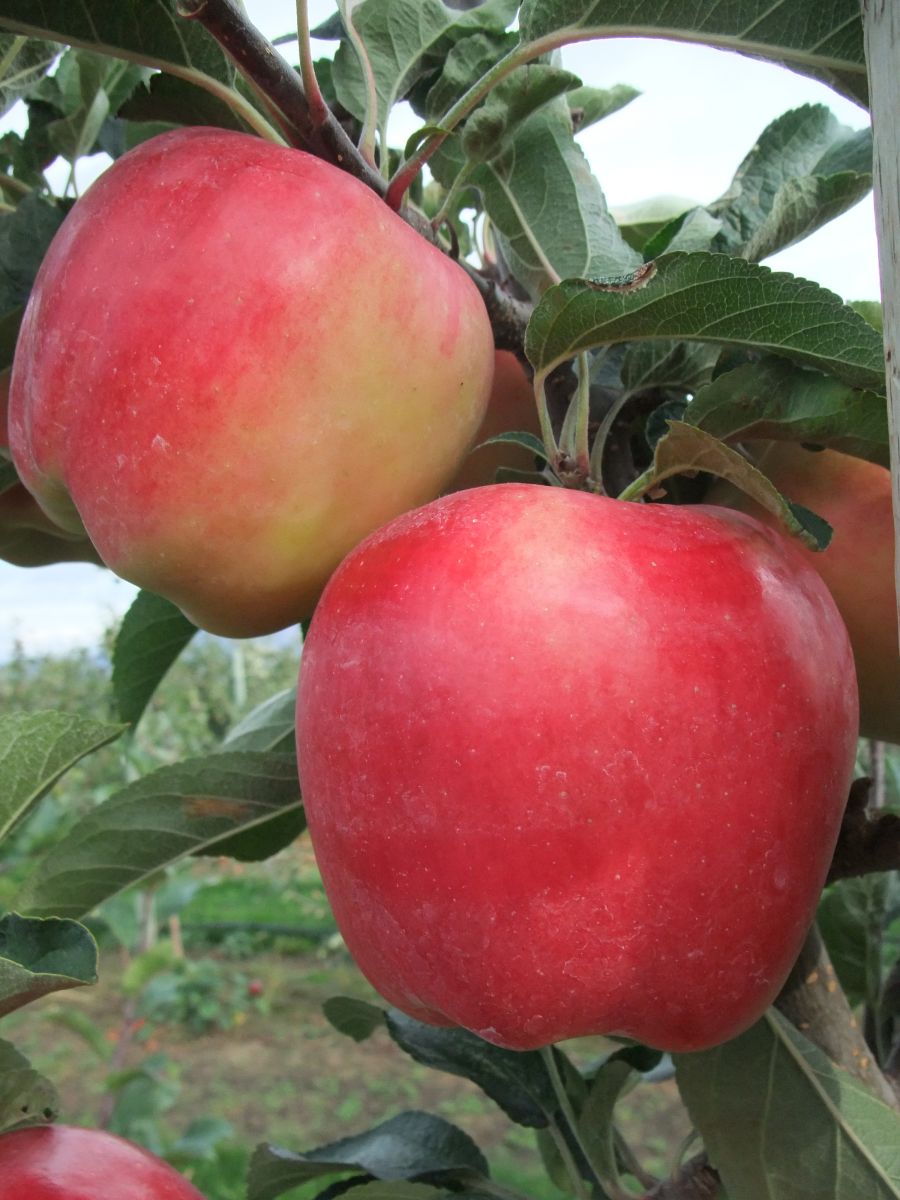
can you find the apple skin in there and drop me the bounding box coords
[708,443,898,744]
[447,351,540,491]
[0,1125,205,1199]
[9,128,494,636]
[296,484,858,1052]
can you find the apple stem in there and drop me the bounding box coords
[177,0,387,198]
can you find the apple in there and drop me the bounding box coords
[708,442,898,744]
[446,351,541,491]
[0,1124,205,1199]
[9,128,495,636]
[296,484,857,1052]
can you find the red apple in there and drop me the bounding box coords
[296,484,857,1052]
[708,442,898,744]
[447,351,541,491]
[0,1124,205,1199]
[9,128,494,636]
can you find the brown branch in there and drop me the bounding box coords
[644,1155,719,1199]
[457,264,533,356]
[775,923,899,1107]
[828,776,900,883]
[176,0,386,197]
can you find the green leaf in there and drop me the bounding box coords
[19,752,302,920]
[248,1112,490,1200]
[437,98,640,298]
[644,207,724,258]
[517,0,868,106]
[850,300,883,332]
[385,1009,557,1129]
[567,82,639,133]
[675,1009,900,1199]
[818,875,900,1010]
[686,357,889,466]
[619,340,720,399]
[0,193,67,330]
[627,421,832,552]
[0,459,19,495]
[612,194,699,253]
[207,804,305,864]
[461,64,582,162]
[323,995,386,1042]
[576,1058,636,1193]
[743,172,873,263]
[0,1,234,90]
[0,35,59,116]
[36,50,150,164]
[0,1038,59,1133]
[476,430,548,461]
[0,711,125,844]
[112,590,197,728]
[117,71,246,132]
[222,688,297,754]
[525,253,886,393]
[0,912,97,1018]
[332,0,517,128]
[709,105,872,259]
[421,30,518,122]
[0,1,274,140]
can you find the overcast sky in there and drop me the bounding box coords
[0,1,879,657]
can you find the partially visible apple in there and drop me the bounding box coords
[708,442,898,744]
[296,484,857,1052]
[0,1124,205,1199]
[10,128,495,636]
[447,351,541,491]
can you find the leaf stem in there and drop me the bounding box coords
[339,0,379,168]
[540,1045,609,1200]
[385,32,564,210]
[533,371,560,467]
[0,174,31,199]
[589,392,632,490]
[558,353,592,479]
[296,0,331,129]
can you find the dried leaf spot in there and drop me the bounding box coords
[186,795,254,820]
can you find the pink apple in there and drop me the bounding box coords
[296,484,857,1052]
[9,129,494,635]
[0,1125,205,1199]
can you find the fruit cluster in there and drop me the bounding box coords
[9,128,867,1056]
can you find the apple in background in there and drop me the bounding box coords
[447,350,541,491]
[0,368,102,568]
[0,1124,206,1199]
[296,484,857,1052]
[9,128,495,637]
[708,442,898,744]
